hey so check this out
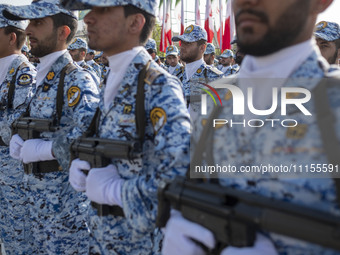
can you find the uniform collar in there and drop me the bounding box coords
[239,39,315,79]
[102,47,147,112]
[36,49,67,86]
[107,46,144,73]
[87,59,95,65]
[185,58,204,80]
[77,60,85,66]
[0,54,19,85]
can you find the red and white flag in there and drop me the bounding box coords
[174,0,184,45]
[174,0,184,36]
[181,0,184,35]
[195,0,201,26]
[160,0,172,52]
[204,0,214,43]
[222,0,235,51]
[213,0,224,49]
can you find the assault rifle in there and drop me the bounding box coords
[11,116,61,174]
[157,176,340,254]
[70,137,141,173]
[11,117,59,140]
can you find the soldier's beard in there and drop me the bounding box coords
[329,50,339,65]
[236,0,310,57]
[181,48,201,63]
[30,32,58,58]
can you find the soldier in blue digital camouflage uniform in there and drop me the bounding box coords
[165,45,184,81]
[315,21,340,65]
[94,51,103,63]
[145,38,167,70]
[99,52,110,86]
[61,0,190,254]
[0,7,36,255]
[145,38,157,59]
[68,37,101,86]
[203,42,216,66]
[86,47,102,78]
[21,44,29,58]
[162,0,340,255]
[218,49,238,76]
[172,24,224,105]
[4,0,100,254]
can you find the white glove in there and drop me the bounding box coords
[162,210,216,255]
[9,134,24,159]
[221,233,278,255]
[20,139,55,163]
[69,158,90,192]
[86,164,123,207]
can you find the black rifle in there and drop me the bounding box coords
[70,136,141,173]
[11,116,61,174]
[12,116,59,140]
[157,176,340,254]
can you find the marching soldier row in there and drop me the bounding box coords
[0,0,339,255]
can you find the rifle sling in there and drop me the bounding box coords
[0,137,6,147]
[135,60,151,144]
[313,77,340,206]
[83,60,153,217]
[189,106,223,180]
[56,62,77,125]
[23,62,76,174]
[7,66,20,109]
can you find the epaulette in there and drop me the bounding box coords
[18,61,29,70]
[65,62,77,74]
[209,66,224,75]
[144,67,163,85]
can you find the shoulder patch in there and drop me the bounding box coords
[67,86,81,107]
[196,68,202,74]
[9,68,15,75]
[144,67,163,85]
[17,74,33,86]
[150,107,167,134]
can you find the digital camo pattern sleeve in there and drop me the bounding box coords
[1,55,36,144]
[52,65,100,171]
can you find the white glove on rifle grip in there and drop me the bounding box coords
[162,210,216,255]
[86,164,123,207]
[221,233,278,255]
[9,134,24,159]
[69,158,90,192]
[20,139,55,163]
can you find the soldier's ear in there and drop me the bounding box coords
[312,0,333,14]
[337,48,340,65]
[8,32,17,47]
[127,13,145,35]
[199,43,206,55]
[58,25,71,43]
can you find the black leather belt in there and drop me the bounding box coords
[23,160,62,175]
[91,202,125,217]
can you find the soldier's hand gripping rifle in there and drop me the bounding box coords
[156,176,340,254]
[70,137,142,174]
